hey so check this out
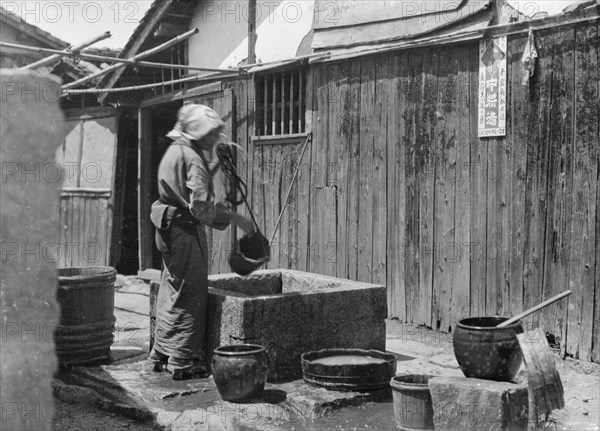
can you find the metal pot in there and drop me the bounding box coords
[453,317,524,381]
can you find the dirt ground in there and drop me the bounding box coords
[51,397,155,431]
[385,319,600,431]
[545,356,600,430]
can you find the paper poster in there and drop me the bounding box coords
[479,36,507,137]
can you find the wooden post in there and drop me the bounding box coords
[248,0,257,64]
[138,108,154,272]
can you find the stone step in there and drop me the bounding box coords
[428,376,529,431]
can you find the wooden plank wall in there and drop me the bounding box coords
[59,190,113,267]
[230,21,599,361]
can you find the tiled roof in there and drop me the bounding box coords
[0,5,69,49]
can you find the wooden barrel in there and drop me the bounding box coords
[517,328,565,428]
[55,267,117,365]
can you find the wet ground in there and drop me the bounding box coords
[278,402,395,431]
[51,276,600,431]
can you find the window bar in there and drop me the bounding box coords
[263,75,268,136]
[289,71,294,134]
[170,49,174,93]
[177,43,181,90]
[280,72,285,135]
[271,74,276,136]
[299,70,304,133]
[161,67,165,94]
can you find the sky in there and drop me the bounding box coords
[0,1,154,48]
[0,1,583,50]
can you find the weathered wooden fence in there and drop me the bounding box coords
[228,20,598,362]
[57,107,119,268]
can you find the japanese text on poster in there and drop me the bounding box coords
[479,36,507,137]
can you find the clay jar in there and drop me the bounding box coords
[453,317,524,382]
[212,344,269,402]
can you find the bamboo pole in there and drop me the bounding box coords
[0,42,70,56]
[62,27,200,89]
[239,51,331,71]
[2,40,230,73]
[61,71,239,96]
[20,31,111,70]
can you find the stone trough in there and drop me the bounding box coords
[150,269,387,381]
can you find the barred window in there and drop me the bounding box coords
[255,68,307,136]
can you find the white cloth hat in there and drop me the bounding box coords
[167,104,225,141]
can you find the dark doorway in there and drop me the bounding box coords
[114,109,139,275]
[148,102,183,270]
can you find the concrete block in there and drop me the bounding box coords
[429,376,529,431]
[0,70,65,430]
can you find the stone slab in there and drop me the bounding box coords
[428,376,529,431]
[115,290,150,316]
[67,361,219,405]
[59,357,391,429]
[115,276,150,295]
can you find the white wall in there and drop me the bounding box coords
[188,0,314,70]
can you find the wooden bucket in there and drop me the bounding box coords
[517,328,565,428]
[390,375,435,431]
[55,267,117,365]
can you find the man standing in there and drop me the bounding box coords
[149,104,254,380]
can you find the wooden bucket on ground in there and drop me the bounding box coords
[517,328,565,429]
[55,267,117,365]
[390,375,435,431]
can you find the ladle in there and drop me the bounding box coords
[496,290,572,328]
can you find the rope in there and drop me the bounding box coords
[216,143,246,206]
[216,132,312,247]
[216,143,261,232]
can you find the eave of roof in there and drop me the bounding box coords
[97,0,198,101]
[0,6,69,49]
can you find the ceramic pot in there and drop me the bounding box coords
[212,344,269,402]
[453,317,524,381]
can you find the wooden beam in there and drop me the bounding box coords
[138,107,154,271]
[99,0,175,103]
[248,0,257,64]
[165,12,194,20]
